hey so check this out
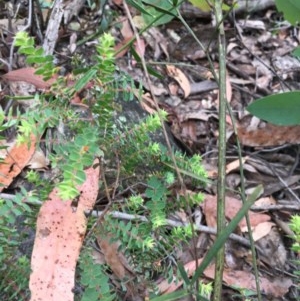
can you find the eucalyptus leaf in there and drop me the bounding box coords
[247,91,300,125]
[275,0,300,25]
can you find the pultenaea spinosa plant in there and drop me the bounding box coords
[13,31,124,200]
[1,32,125,299]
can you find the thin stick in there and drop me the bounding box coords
[213,1,226,300]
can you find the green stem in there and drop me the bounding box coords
[213,1,227,300]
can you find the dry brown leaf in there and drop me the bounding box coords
[226,156,248,174]
[120,18,133,40]
[256,227,287,269]
[97,233,135,280]
[168,82,180,95]
[182,110,209,121]
[171,118,199,149]
[218,70,232,103]
[166,65,191,98]
[257,75,272,89]
[29,161,100,301]
[146,27,169,59]
[0,134,37,191]
[180,120,197,144]
[2,67,55,89]
[149,84,168,96]
[97,235,126,279]
[241,221,275,241]
[173,100,209,123]
[202,194,270,229]
[254,196,276,207]
[3,68,90,106]
[139,92,157,114]
[115,37,132,58]
[237,123,300,146]
[96,229,144,299]
[116,17,146,62]
[114,18,134,58]
[227,42,239,54]
[203,264,292,298]
[226,113,233,126]
[252,58,273,88]
[207,169,218,178]
[133,38,146,62]
[157,259,292,298]
[27,148,49,170]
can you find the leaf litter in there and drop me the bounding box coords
[0,0,299,300]
[116,2,299,299]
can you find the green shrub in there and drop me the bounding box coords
[0,30,209,300]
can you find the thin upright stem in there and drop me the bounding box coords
[213,1,227,300]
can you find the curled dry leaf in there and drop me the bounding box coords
[244,221,275,241]
[225,156,248,174]
[139,92,157,114]
[0,134,37,191]
[27,148,49,170]
[168,82,179,95]
[29,161,100,301]
[120,18,133,40]
[166,65,191,98]
[115,18,133,58]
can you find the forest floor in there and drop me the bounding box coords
[0,0,299,300]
